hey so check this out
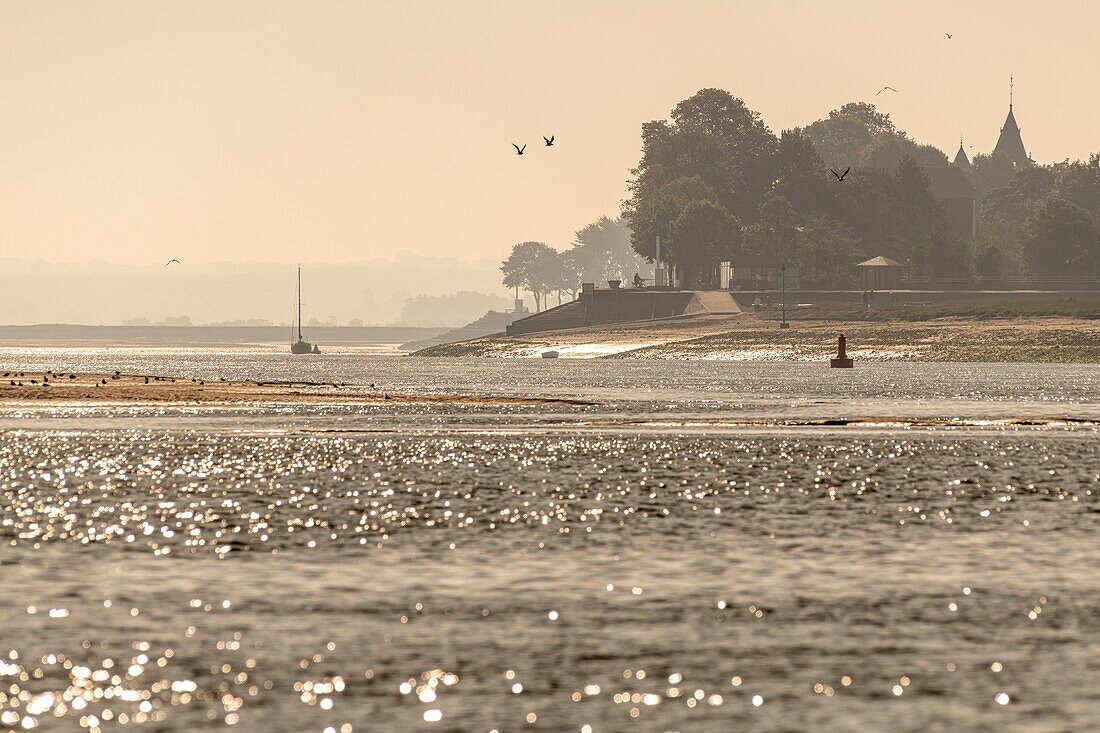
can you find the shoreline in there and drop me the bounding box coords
[0,371,594,407]
[413,314,1100,362]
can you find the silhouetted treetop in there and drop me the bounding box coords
[800,102,946,170]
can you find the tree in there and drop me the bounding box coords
[668,200,742,288]
[825,168,893,252]
[890,155,944,269]
[557,249,582,300]
[921,225,971,278]
[668,89,778,222]
[793,216,860,287]
[800,102,946,170]
[801,103,887,169]
[1024,199,1099,276]
[773,130,830,216]
[739,198,858,288]
[627,175,717,262]
[500,241,563,311]
[741,195,799,266]
[567,216,645,284]
[623,89,776,260]
[546,250,577,306]
[981,166,1057,228]
[968,153,1017,202]
[1053,153,1100,222]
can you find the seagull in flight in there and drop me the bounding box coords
[164,259,181,267]
[945,33,953,39]
[544,135,554,147]
[830,167,851,182]
[876,86,899,95]
[512,143,526,156]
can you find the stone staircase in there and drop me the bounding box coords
[507,301,587,336]
[689,291,742,315]
[504,290,742,336]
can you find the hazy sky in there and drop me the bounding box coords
[2,0,1097,266]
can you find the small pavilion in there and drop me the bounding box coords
[857,256,905,290]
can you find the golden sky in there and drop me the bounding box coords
[1,0,1097,264]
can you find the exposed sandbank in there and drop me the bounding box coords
[413,314,1100,362]
[0,371,593,407]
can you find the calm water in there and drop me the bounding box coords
[1,347,1098,732]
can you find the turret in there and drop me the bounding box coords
[952,136,970,168]
[992,76,1030,167]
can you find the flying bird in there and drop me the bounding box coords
[164,259,181,267]
[945,33,953,39]
[830,167,851,182]
[876,86,899,95]
[512,143,526,155]
[544,135,554,146]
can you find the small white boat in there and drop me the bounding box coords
[541,350,559,359]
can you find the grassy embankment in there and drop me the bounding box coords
[758,298,1100,321]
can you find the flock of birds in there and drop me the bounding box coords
[160,34,960,269]
[511,133,852,185]
[169,32,958,267]
[512,135,554,155]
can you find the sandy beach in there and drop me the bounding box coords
[414,313,1100,362]
[0,370,593,407]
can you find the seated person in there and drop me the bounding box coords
[633,273,644,288]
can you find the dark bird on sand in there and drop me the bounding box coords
[830,167,851,182]
[544,136,554,146]
[165,259,181,267]
[875,86,899,95]
[512,143,526,155]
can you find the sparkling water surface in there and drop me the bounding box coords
[1,347,1097,732]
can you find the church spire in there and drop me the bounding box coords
[993,75,1029,166]
[952,135,970,168]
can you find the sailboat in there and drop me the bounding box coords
[290,266,319,354]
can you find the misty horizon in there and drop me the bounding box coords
[0,254,517,326]
[3,0,1099,268]
[2,4,1099,733]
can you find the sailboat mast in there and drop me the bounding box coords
[297,266,303,341]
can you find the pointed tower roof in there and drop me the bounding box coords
[993,77,1029,166]
[952,136,970,168]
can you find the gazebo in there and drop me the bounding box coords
[857,256,905,290]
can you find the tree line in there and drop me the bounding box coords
[500,216,646,311]
[504,89,1100,303]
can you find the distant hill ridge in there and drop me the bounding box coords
[400,311,527,351]
[0,324,447,345]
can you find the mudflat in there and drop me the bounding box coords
[415,314,1100,362]
[0,371,592,406]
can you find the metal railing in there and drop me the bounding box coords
[902,275,1100,291]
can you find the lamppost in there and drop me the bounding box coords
[780,263,789,329]
[772,203,789,329]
